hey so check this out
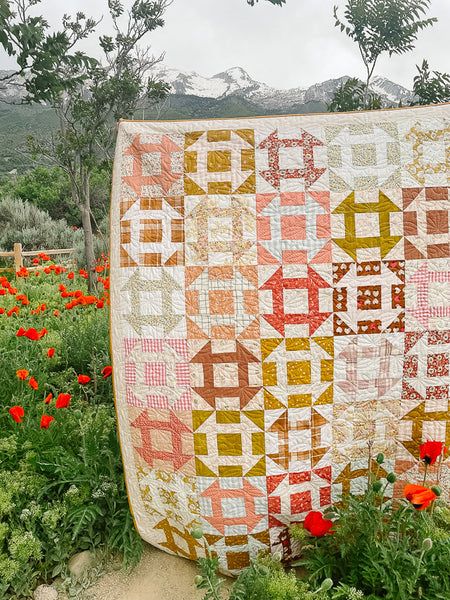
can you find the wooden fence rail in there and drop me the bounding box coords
[0,243,75,273]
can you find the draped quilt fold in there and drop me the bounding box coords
[110,105,450,573]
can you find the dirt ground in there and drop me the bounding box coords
[89,544,230,600]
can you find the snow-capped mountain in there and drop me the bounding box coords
[159,66,414,108]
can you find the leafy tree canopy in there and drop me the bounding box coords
[328,77,382,112]
[413,59,450,105]
[334,0,436,106]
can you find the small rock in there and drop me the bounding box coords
[68,550,94,578]
[33,584,58,600]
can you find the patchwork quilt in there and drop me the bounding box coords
[110,105,450,573]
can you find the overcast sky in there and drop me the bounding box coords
[1,0,449,89]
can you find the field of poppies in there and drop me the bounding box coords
[0,256,141,599]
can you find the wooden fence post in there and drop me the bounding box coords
[13,243,23,273]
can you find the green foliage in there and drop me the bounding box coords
[0,0,98,104]
[293,481,450,600]
[196,553,330,600]
[334,0,436,106]
[413,59,450,105]
[0,164,111,225]
[0,195,82,252]
[327,77,382,112]
[0,267,141,599]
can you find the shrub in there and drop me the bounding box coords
[0,165,111,226]
[0,196,82,253]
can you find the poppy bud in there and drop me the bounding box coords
[386,473,397,484]
[376,453,385,464]
[422,538,433,551]
[191,528,204,540]
[372,481,383,492]
[431,486,442,497]
[194,576,204,586]
[319,579,334,592]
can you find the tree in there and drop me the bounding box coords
[413,59,450,105]
[328,77,382,112]
[0,1,170,290]
[334,0,436,107]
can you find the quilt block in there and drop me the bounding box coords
[111,105,450,574]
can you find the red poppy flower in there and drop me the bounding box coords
[55,393,71,409]
[40,415,55,429]
[79,269,88,279]
[44,393,53,405]
[16,267,29,277]
[32,257,40,265]
[0,289,5,296]
[28,376,39,391]
[16,369,29,380]
[15,294,29,305]
[420,441,446,466]
[77,374,91,385]
[24,327,39,341]
[9,405,25,423]
[101,365,112,379]
[67,272,75,280]
[404,484,437,511]
[47,347,55,358]
[16,327,26,337]
[303,511,334,537]
[96,299,104,309]
[0,308,4,315]
[7,306,19,317]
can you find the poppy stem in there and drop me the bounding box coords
[367,441,373,492]
[422,463,428,487]
[436,450,443,487]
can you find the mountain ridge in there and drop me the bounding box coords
[158,66,414,108]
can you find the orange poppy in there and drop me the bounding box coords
[404,484,437,510]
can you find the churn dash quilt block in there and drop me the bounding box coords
[110,105,450,574]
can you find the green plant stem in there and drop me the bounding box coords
[423,463,428,486]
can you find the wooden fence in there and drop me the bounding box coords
[0,243,76,273]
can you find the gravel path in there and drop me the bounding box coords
[89,544,230,600]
